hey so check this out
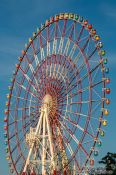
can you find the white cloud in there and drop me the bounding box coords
[0,35,24,78]
[106,53,116,68]
[100,2,116,19]
[0,35,24,55]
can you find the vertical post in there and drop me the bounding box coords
[45,106,56,173]
[23,111,43,173]
[42,112,46,175]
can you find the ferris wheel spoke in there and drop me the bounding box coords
[9,105,41,112]
[65,21,74,37]
[81,38,96,61]
[69,80,104,97]
[34,36,40,53]
[92,88,102,100]
[9,125,25,140]
[73,22,76,41]
[58,59,71,81]
[61,62,102,99]
[60,71,85,97]
[31,40,37,56]
[15,80,39,100]
[81,35,91,52]
[58,37,64,55]
[35,137,52,159]
[11,142,26,164]
[33,48,41,65]
[58,113,94,139]
[68,22,75,39]
[91,101,102,114]
[14,154,23,166]
[40,30,47,44]
[59,120,89,158]
[75,59,101,86]
[67,36,91,74]
[58,112,98,138]
[63,137,82,171]
[28,110,39,117]
[59,120,79,146]
[61,109,99,121]
[57,99,102,108]
[78,34,90,44]
[68,43,77,61]
[46,25,50,42]
[92,65,100,82]
[54,21,58,38]
[77,26,84,42]
[13,75,39,102]
[11,95,37,103]
[82,139,94,145]
[52,38,57,55]
[58,113,84,132]
[84,129,95,139]
[52,63,57,79]
[29,108,42,123]
[58,61,69,80]
[63,38,71,56]
[64,137,74,156]
[49,24,55,40]
[75,152,82,172]
[39,41,45,62]
[19,67,38,92]
[47,41,51,57]
[8,117,25,127]
[57,21,63,37]
[88,121,96,137]
[88,47,98,59]
[24,55,39,87]
[78,144,90,159]
[82,41,98,61]
[68,48,99,87]
[23,115,37,130]
[91,80,104,88]
[9,132,17,140]
[62,19,67,37]
[73,50,82,64]
[85,38,91,57]
[10,129,28,157]
[57,66,67,82]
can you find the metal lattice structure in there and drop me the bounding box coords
[4,13,110,175]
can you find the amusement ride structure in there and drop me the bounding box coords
[4,13,110,175]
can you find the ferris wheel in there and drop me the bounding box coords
[4,13,110,175]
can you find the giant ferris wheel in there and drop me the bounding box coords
[4,13,110,175]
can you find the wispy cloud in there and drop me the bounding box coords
[0,35,24,78]
[109,54,116,66]
[0,35,24,54]
[100,2,116,19]
[106,12,116,19]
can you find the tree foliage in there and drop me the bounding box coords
[98,152,116,175]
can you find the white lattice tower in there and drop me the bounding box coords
[23,94,57,174]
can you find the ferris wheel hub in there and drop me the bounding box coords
[43,94,57,116]
[43,94,53,107]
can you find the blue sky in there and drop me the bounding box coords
[0,0,116,174]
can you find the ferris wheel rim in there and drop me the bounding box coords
[4,12,110,174]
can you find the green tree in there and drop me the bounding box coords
[98,152,116,175]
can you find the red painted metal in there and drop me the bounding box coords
[5,13,109,175]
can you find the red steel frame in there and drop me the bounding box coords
[4,13,110,175]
